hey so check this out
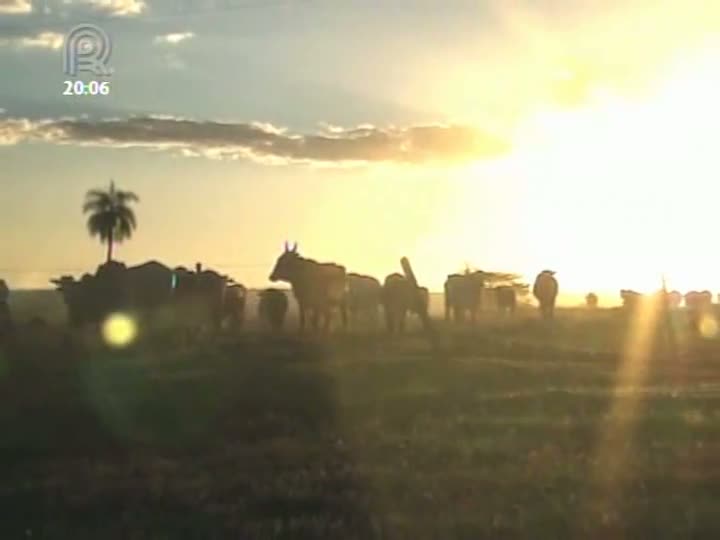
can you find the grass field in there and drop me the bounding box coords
[2,296,720,539]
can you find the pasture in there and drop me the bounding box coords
[2,293,720,538]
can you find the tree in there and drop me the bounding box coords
[83,180,139,263]
[460,266,530,298]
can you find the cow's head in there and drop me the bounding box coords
[270,242,300,282]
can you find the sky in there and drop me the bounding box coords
[2,0,720,303]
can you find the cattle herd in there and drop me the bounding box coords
[0,244,715,339]
[619,288,717,333]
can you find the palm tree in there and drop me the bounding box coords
[83,180,139,263]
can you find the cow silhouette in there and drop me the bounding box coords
[533,270,558,320]
[345,273,382,330]
[495,286,517,315]
[382,273,428,334]
[444,271,485,324]
[258,288,289,332]
[269,243,347,333]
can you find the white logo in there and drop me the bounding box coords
[63,24,113,77]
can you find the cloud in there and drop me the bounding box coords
[154,32,195,45]
[0,115,511,166]
[71,0,146,16]
[0,117,36,145]
[0,0,146,17]
[0,0,31,14]
[0,31,64,49]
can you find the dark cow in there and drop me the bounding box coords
[223,283,247,330]
[52,261,174,327]
[620,289,642,310]
[127,260,175,310]
[533,270,558,320]
[258,288,289,331]
[685,290,713,334]
[444,271,485,324]
[269,243,347,333]
[585,292,598,308]
[52,273,102,327]
[52,260,238,332]
[0,279,12,338]
[382,273,428,334]
[495,286,517,314]
[0,280,8,304]
[172,263,237,331]
[417,286,430,315]
[345,273,382,329]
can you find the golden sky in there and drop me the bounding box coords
[2,0,720,304]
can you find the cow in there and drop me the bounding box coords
[51,273,100,327]
[495,286,517,314]
[620,289,642,310]
[52,260,235,333]
[382,273,428,334]
[345,273,382,330]
[269,243,347,333]
[684,290,712,311]
[258,288,289,331]
[620,289,678,316]
[685,290,713,334]
[585,292,598,308]
[53,261,174,327]
[533,270,558,320]
[444,271,485,324]
[416,286,430,316]
[172,263,229,330]
[222,283,247,330]
[667,290,682,309]
[127,260,175,311]
[170,263,247,335]
[0,279,12,338]
[0,279,8,304]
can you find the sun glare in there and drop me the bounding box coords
[101,313,138,348]
[472,46,720,295]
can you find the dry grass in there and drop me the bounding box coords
[1,300,720,538]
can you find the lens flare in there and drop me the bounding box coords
[101,313,138,348]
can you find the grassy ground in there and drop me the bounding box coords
[2,305,720,538]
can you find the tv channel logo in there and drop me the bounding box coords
[63,24,113,77]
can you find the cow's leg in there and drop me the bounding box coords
[298,306,306,334]
[310,309,319,332]
[385,307,394,335]
[340,302,348,332]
